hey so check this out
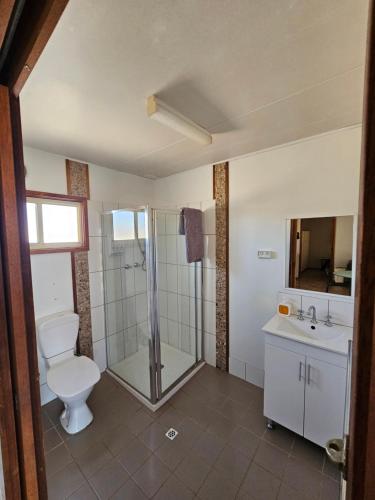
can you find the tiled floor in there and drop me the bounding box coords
[43,365,340,499]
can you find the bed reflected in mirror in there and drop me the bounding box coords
[288,216,354,296]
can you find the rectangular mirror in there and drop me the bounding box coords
[287,216,354,296]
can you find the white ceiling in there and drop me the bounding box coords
[21,0,369,178]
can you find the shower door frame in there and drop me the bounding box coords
[148,207,205,404]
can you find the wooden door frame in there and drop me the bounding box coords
[0,1,69,498]
[0,0,375,499]
[347,0,375,497]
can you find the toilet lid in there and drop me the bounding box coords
[47,356,100,399]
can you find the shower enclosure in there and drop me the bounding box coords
[101,207,204,405]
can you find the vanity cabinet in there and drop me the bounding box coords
[264,334,347,447]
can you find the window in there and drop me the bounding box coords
[26,191,88,253]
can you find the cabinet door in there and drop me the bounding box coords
[304,357,347,447]
[264,344,305,435]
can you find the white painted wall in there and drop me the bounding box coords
[24,146,154,404]
[229,126,361,387]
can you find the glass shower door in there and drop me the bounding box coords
[153,209,203,395]
[102,208,153,400]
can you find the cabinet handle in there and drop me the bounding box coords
[299,361,303,381]
[307,364,311,385]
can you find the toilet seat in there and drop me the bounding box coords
[47,355,100,399]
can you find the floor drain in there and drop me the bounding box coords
[165,428,178,440]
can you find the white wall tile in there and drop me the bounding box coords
[103,201,119,212]
[167,292,178,321]
[157,263,167,291]
[136,293,148,324]
[91,305,105,342]
[177,236,188,265]
[204,332,216,367]
[201,199,216,235]
[166,214,178,235]
[329,300,354,327]
[93,339,107,372]
[245,363,264,388]
[121,241,134,267]
[108,332,125,365]
[124,296,137,328]
[136,321,149,346]
[105,300,124,335]
[229,357,246,381]
[203,235,216,269]
[204,300,216,335]
[89,271,104,308]
[160,317,168,343]
[167,320,180,348]
[189,266,202,298]
[122,267,135,298]
[40,383,56,406]
[157,235,167,263]
[102,236,122,270]
[190,297,202,331]
[125,326,138,356]
[301,295,329,321]
[203,268,216,303]
[179,295,190,326]
[88,200,103,237]
[166,235,177,264]
[178,265,189,296]
[105,269,123,303]
[88,236,103,272]
[166,264,178,293]
[134,267,147,294]
[278,291,302,315]
[156,213,166,235]
[158,290,167,317]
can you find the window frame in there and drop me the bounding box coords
[26,190,89,254]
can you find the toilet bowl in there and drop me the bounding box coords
[37,312,101,434]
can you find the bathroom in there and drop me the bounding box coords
[0,1,373,499]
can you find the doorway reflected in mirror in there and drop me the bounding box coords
[288,216,354,296]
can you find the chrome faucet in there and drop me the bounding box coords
[307,305,318,324]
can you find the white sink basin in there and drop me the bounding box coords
[262,314,353,354]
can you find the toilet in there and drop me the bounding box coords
[37,311,101,435]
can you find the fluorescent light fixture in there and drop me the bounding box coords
[147,95,212,145]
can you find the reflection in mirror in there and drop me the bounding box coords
[288,216,354,296]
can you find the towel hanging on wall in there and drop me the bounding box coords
[179,207,204,263]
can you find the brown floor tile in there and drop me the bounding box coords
[44,398,64,426]
[155,438,189,471]
[175,450,211,493]
[207,411,237,440]
[291,436,325,471]
[67,482,98,499]
[101,422,135,455]
[76,442,112,478]
[45,443,73,478]
[218,397,248,420]
[192,429,225,465]
[237,407,267,437]
[132,455,170,497]
[277,483,316,500]
[42,411,54,432]
[198,468,238,500]
[283,457,324,499]
[253,440,289,479]
[240,462,281,500]
[89,458,129,499]
[177,416,205,448]
[322,455,341,480]
[154,474,195,500]
[116,438,151,475]
[214,444,251,487]
[190,403,219,429]
[138,421,166,451]
[228,426,259,459]
[156,406,185,430]
[110,478,148,500]
[320,476,340,500]
[65,427,99,458]
[263,425,295,453]
[48,462,86,499]
[44,427,63,453]
[127,409,154,436]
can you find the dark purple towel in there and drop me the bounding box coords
[179,208,204,263]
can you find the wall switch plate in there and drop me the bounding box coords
[258,250,273,259]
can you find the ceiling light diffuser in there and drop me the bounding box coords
[147,95,212,145]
